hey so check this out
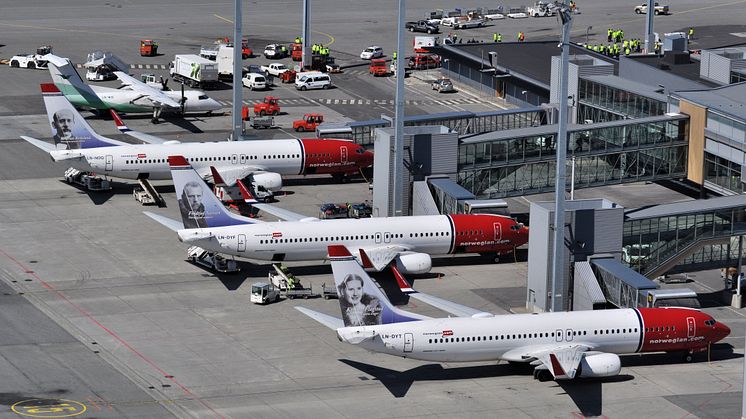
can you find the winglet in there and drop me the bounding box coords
[358,248,374,269]
[328,245,353,258]
[168,155,190,167]
[391,265,414,293]
[236,179,258,204]
[109,110,129,133]
[549,354,567,378]
[210,166,226,185]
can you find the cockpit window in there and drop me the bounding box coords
[355,147,365,154]
[198,95,209,100]
[704,319,716,326]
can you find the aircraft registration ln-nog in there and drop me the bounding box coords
[144,155,529,274]
[21,84,373,191]
[295,245,731,381]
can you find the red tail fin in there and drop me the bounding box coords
[209,166,226,185]
[391,265,414,293]
[236,179,258,203]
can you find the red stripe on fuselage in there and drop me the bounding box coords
[448,214,528,255]
[299,139,373,175]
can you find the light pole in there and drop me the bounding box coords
[550,1,573,312]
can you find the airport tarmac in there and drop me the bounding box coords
[1,0,745,418]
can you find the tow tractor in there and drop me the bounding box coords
[269,264,317,299]
[140,39,159,56]
[187,246,240,273]
[291,43,303,61]
[253,96,280,116]
[293,113,324,132]
[279,69,297,83]
[369,58,389,77]
[9,45,53,69]
[241,106,276,130]
[63,168,111,191]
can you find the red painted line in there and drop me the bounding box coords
[0,248,225,419]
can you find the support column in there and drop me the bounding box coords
[392,0,406,216]
[231,0,243,141]
[302,0,311,69]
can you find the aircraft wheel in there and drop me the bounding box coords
[683,352,694,363]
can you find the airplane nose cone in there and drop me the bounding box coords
[361,150,374,167]
[714,322,731,342]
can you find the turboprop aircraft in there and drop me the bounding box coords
[295,245,731,381]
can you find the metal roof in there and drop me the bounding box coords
[427,178,475,200]
[591,258,658,290]
[672,82,746,121]
[575,261,608,304]
[625,194,746,220]
[583,74,668,102]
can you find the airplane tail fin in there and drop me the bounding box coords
[40,83,128,150]
[44,54,101,103]
[236,178,259,204]
[168,155,260,228]
[328,245,426,327]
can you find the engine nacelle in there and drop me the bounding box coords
[251,172,283,192]
[576,353,621,378]
[395,252,432,275]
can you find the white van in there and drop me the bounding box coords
[295,73,331,91]
[242,73,267,90]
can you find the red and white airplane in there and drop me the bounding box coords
[21,84,373,193]
[144,156,529,274]
[296,245,731,381]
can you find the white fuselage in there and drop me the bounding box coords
[183,215,455,261]
[56,139,304,180]
[90,85,221,113]
[342,309,643,363]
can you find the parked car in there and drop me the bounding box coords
[360,46,384,60]
[634,2,670,15]
[432,78,455,93]
[263,44,288,59]
[295,72,331,90]
[242,73,267,90]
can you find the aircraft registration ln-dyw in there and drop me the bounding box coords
[143,155,529,274]
[21,84,373,193]
[296,245,731,381]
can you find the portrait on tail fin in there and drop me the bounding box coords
[178,180,208,229]
[338,273,382,326]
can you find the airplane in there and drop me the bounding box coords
[295,245,731,381]
[143,155,529,274]
[43,53,221,122]
[21,84,374,194]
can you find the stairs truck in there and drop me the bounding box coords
[169,54,218,89]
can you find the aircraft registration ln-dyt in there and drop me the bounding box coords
[21,84,373,194]
[143,155,529,274]
[295,245,731,381]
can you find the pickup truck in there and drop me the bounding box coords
[634,2,669,15]
[260,62,290,77]
[406,20,439,34]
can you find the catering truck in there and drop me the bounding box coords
[169,54,219,89]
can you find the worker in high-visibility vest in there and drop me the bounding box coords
[688,27,695,40]
[517,31,525,42]
[497,33,502,42]
[493,33,498,42]
[607,28,612,42]
[393,51,397,60]
[295,37,301,44]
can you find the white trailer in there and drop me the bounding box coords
[64,168,111,191]
[169,54,219,89]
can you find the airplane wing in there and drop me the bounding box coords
[110,110,179,145]
[294,307,344,330]
[113,71,181,108]
[502,343,592,380]
[390,265,492,318]
[236,179,319,222]
[20,136,87,162]
[143,211,184,231]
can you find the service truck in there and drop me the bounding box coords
[9,45,53,69]
[251,282,281,304]
[405,20,440,34]
[216,44,244,80]
[169,54,219,89]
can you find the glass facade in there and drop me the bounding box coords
[731,71,746,84]
[623,206,746,275]
[578,78,667,122]
[706,111,746,143]
[457,117,689,197]
[704,152,745,194]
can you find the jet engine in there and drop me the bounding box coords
[576,353,621,378]
[250,172,283,192]
[394,252,432,275]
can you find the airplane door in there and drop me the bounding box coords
[493,222,502,241]
[375,232,382,244]
[240,154,246,164]
[231,154,238,164]
[555,329,563,342]
[687,317,696,338]
[238,234,246,252]
[403,333,413,353]
[340,146,348,164]
[105,155,113,171]
[384,232,391,243]
[566,329,574,341]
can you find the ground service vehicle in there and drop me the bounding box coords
[253,96,280,116]
[264,44,287,59]
[261,62,289,77]
[84,51,128,81]
[507,7,528,18]
[169,54,218,89]
[406,20,439,34]
[216,45,244,79]
[432,78,455,92]
[242,73,267,90]
[369,59,389,76]
[320,203,350,219]
[64,168,111,191]
[187,246,239,273]
[360,46,384,60]
[246,64,263,75]
[295,73,331,90]
[325,57,341,73]
[9,45,52,69]
[291,43,303,61]
[279,69,297,83]
[453,17,486,29]
[528,1,554,17]
[635,2,669,14]
[484,8,505,20]
[140,40,158,56]
[409,54,440,70]
[414,36,436,53]
[293,113,324,132]
[251,282,281,304]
